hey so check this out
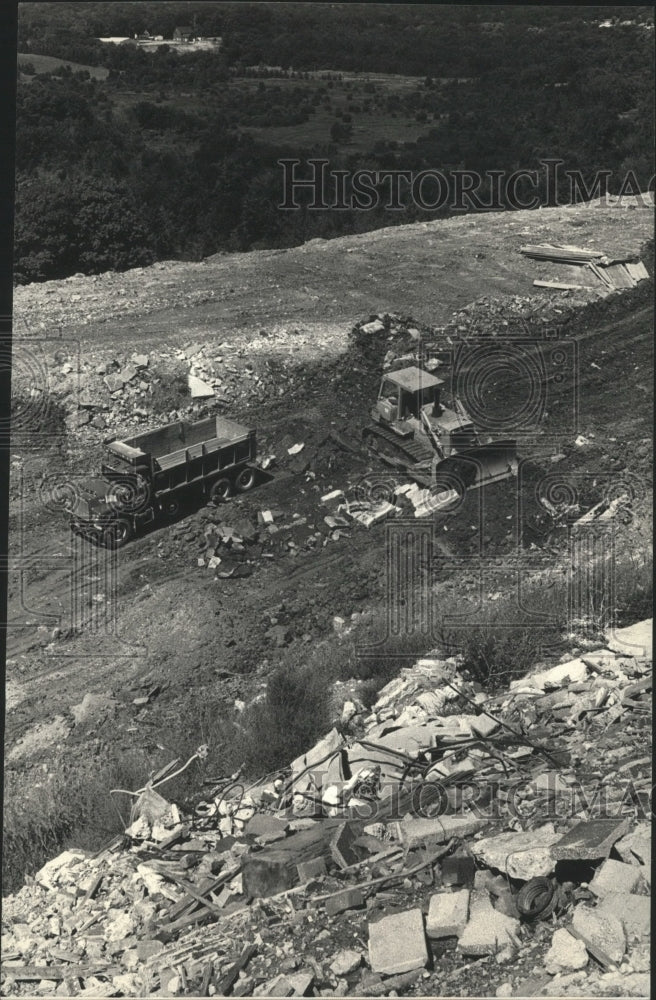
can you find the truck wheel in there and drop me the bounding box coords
[236,468,256,492]
[210,478,232,503]
[103,519,134,549]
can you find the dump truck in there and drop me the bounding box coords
[67,414,257,547]
[363,365,517,494]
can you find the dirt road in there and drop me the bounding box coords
[5,200,653,804]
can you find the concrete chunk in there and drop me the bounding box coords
[296,857,326,882]
[458,893,520,956]
[605,619,652,658]
[245,814,288,844]
[544,929,588,974]
[511,658,588,691]
[571,906,626,966]
[324,887,365,917]
[590,858,643,898]
[398,814,488,849]
[426,889,470,939]
[330,950,362,977]
[597,893,650,941]
[188,375,214,398]
[368,908,428,975]
[361,320,386,335]
[551,817,631,861]
[103,373,125,393]
[471,824,560,879]
[614,823,651,866]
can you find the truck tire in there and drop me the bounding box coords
[103,519,134,549]
[210,477,232,503]
[236,467,256,492]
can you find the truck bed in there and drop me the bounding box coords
[111,415,255,471]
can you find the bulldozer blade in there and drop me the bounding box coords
[431,440,518,493]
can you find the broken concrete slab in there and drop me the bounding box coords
[361,319,386,336]
[544,928,589,974]
[471,824,560,880]
[245,814,289,844]
[426,889,470,939]
[458,892,520,957]
[35,851,87,890]
[552,817,631,861]
[290,728,344,816]
[329,950,362,977]
[589,858,643,898]
[605,619,652,658]
[571,906,626,966]
[296,857,326,882]
[597,893,650,941]
[398,814,488,849]
[103,373,125,393]
[470,714,500,738]
[511,658,588,692]
[188,375,214,398]
[324,887,365,917]
[614,823,651,866]
[368,908,428,976]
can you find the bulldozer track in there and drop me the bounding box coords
[363,423,434,465]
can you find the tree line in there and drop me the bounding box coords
[14,4,654,283]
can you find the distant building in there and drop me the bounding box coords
[98,37,134,45]
[173,26,194,42]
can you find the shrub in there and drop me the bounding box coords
[3,751,150,896]
[149,361,190,415]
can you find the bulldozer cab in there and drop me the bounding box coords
[376,367,443,424]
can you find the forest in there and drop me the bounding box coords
[14,3,655,283]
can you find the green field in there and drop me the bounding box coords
[17,52,109,80]
[241,108,434,153]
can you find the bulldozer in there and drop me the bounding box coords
[363,365,518,494]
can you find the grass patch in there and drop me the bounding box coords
[17,52,109,80]
[3,751,150,896]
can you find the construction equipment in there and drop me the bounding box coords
[363,366,517,494]
[66,415,257,547]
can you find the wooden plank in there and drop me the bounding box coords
[214,944,257,996]
[587,262,613,287]
[82,873,104,903]
[241,820,361,898]
[199,961,214,997]
[533,280,585,290]
[147,864,225,918]
[161,866,240,923]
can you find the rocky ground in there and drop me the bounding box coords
[4,195,654,996]
[1,619,652,998]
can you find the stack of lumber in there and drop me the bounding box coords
[522,244,650,292]
[521,244,606,264]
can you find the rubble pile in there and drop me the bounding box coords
[2,620,651,998]
[44,339,336,442]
